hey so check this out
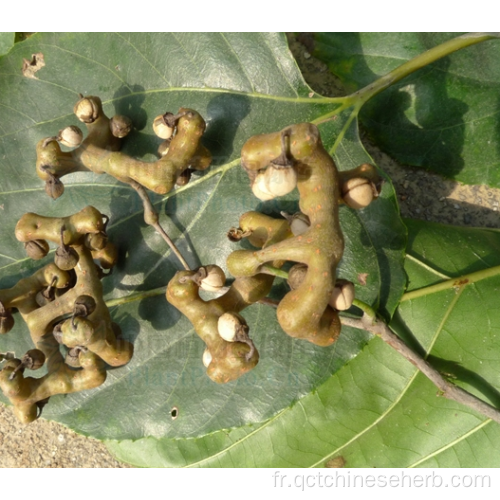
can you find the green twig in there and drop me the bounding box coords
[401,264,500,302]
[260,264,289,280]
[353,32,499,107]
[105,286,167,309]
[352,299,376,319]
[317,32,500,138]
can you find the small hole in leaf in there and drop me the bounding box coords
[171,406,179,420]
[22,53,45,79]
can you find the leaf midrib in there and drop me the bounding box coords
[407,419,492,467]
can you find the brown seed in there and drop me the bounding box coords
[109,115,132,138]
[85,231,108,251]
[74,295,97,318]
[24,239,49,260]
[342,177,375,209]
[329,280,355,311]
[55,246,79,271]
[45,176,64,199]
[58,125,83,148]
[175,169,192,187]
[74,96,100,123]
[0,304,14,334]
[287,263,308,290]
[153,114,174,139]
[23,349,46,370]
[199,265,226,293]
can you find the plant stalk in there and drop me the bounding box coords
[260,264,289,280]
[317,33,499,133]
[401,263,500,302]
[128,179,190,271]
[353,33,499,106]
[106,285,167,308]
[341,310,500,425]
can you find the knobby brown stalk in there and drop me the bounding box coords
[341,311,500,425]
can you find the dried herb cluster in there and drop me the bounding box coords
[169,124,381,382]
[0,206,131,422]
[1,94,381,420]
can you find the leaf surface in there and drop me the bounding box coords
[313,33,500,186]
[0,33,14,57]
[107,220,500,467]
[0,33,405,440]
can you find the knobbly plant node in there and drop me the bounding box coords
[42,166,65,200]
[225,123,381,347]
[288,266,354,311]
[65,346,88,369]
[35,94,212,271]
[74,94,100,123]
[73,295,97,319]
[167,259,284,383]
[167,212,291,383]
[0,207,133,423]
[286,263,308,291]
[228,210,292,250]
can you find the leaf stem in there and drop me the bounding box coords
[105,285,167,309]
[352,299,376,319]
[341,313,500,425]
[260,264,289,280]
[352,33,499,106]
[401,263,500,302]
[128,179,191,271]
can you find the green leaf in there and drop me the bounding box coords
[0,33,406,440]
[106,220,500,468]
[313,33,500,187]
[0,33,14,56]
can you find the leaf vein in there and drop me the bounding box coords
[113,33,172,87]
[405,253,451,279]
[407,419,491,467]
[259,33,299,98]
[218,33,255,93]
[36,42,133,93]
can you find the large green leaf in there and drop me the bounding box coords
[107,220,500,467]
[0,33,14,57]
[312,33,500,187]
[0,33,406,440]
